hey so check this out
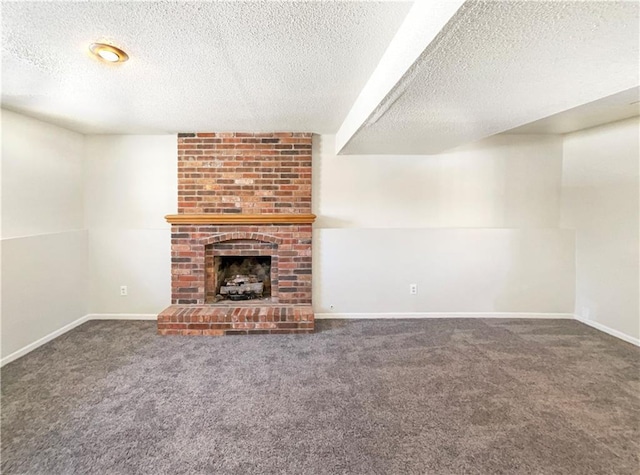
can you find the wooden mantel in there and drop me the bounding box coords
[165,213,316,225]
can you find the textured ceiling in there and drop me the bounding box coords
[339,0,639,154]
[3,1,638,146]
[1,1,411,134]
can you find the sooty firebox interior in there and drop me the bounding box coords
[207,256,271,303]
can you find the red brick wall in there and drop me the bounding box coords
[157,306,314,336]
[171,225,312,305]
[177,132,312,214]
[162,132,315,336]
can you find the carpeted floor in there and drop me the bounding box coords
[1,319,639,474]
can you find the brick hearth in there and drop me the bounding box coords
[157,132,315,336]
[157,305,314,336]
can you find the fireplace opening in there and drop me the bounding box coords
[207,256,271,303]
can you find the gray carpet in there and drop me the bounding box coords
[1,319,639,474]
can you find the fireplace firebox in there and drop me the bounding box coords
[207,256,271,303]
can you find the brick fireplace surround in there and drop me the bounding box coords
[157,132,315,336]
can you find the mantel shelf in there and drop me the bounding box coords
[165,213,316,225]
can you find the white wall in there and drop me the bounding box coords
[315,228,574,314]
[84,135,176,314]
[562,117,640,341]
[81,133,575,316]
[3,111,635,358]
[315,134,563,229]
[313,134,575,315]
[1,109,87,359]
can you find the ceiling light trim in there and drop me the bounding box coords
[89,43,129,63]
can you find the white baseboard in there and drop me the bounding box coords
[1,314,91,367]
[1,313,158,367]
[574,315,640,347]
[85,313,157,321]
[315,312,574,320]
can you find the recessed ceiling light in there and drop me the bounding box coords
[89,43,129,63]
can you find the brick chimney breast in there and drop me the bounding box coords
[157,133,315,336]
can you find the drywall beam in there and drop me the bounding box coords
[335,0,466,155]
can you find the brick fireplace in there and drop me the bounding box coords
[157,132,315,335]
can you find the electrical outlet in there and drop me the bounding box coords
[409,284,417,295]
[120,285,128,296]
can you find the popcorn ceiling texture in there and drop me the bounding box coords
[340,0,639,154]
[0,1,411,134]
[2,1,634,152]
